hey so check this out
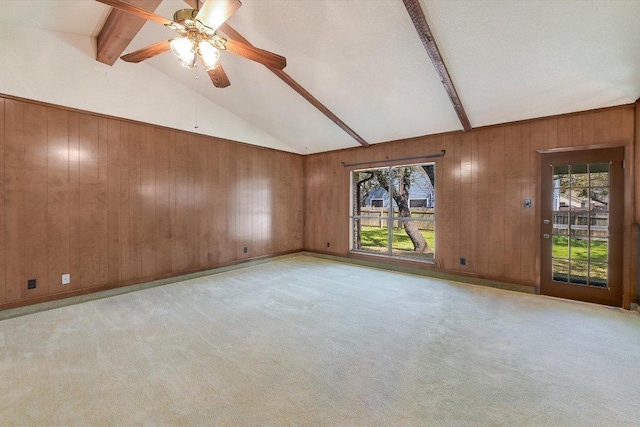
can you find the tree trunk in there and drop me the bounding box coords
[355,172,374,249]
[421,164,435,187]
[392,168,432,253]
[403,218,430,252]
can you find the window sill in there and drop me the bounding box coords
[349,249,436,265]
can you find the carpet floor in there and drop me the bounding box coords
[0,255,639,426]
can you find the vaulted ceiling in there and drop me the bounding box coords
[0,0,639,154]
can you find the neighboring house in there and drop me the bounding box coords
[364,173,435,208]
[554,190,608,211]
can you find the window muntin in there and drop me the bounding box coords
[351,163,435,262]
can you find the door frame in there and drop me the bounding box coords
[539,146,625,307]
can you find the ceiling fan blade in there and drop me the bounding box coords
[206,63,231,88]
[121,40,171,63]
[223,39,286,70]
[95,0,172,26]
[195,0,241,31]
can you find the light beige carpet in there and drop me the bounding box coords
[0,255,639,426]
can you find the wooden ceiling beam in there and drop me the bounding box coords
[402,0,472,131]
[218,23,370,148]
[96,0,163,66]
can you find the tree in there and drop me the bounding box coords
[354,172,375,248]
[357,165,434,254]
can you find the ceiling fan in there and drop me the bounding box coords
[96,0,287,88]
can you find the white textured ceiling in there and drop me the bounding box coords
[1,0,639,154]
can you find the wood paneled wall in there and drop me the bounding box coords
[304,105,637,307]
[0,96,303,309]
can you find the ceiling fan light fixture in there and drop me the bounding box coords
[198,40,220,70]
[170,37,197,69]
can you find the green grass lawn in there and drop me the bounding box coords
[552,236,607,261]
[360,226,435,252]
[552,236,607,286]
[358,227,607,283]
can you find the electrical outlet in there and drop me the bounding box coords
[243,247,248,253]
[27,279,36,290]
[460,258,466,266]
[61,274,70,285]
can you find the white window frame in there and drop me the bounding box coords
[349,162,436,262]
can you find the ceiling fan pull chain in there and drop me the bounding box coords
[194,69,199,129]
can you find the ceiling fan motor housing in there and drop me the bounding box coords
[173,9,198,24]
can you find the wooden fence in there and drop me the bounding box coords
[357,208,435,230]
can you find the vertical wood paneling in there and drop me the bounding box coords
[476,129,491,276]
[263,147,278,251]
[439,135,456,270]
[140,125,156,277]
[128,123,141,280]
[222,139,237,262]
[186,134,196,268]
[583,112,599,144]
[598,109,620,142]
[198,136,212,266]
[212,139,226,263]
[632,103,640,224]
[172,132,189,271]
[203,138,216,265]
[503,125,522,281]
[0,95,303,310]
[23,103,48,298]
[334,150,350,254]
[4,100,23,302]
[251,151,264,256]
[47,108,70,295]
[547,118,558,148]
[78,114,100,288]
[155,129,171,274]
[469,133,479,273]
[119,122,130,282]
[557,116,572,147]
[68,113,80,290]
[98,118,109,286]
[191,136,205,265]
[0,99,5,303]
[519,123,533,281]
[459,133,473,272]
[291,154,304,250]
[571,115,584,146]
[107,119,121,285]
[273,149,289,255]
[319,151,335,253]
[452,137,461,271]
[488,127,505,278]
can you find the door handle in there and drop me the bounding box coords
[543,233,550,239]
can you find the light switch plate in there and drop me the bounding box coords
[61,274,70,285]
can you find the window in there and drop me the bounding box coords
[409,198,428,208]
[351,163,435,261]
[370,198,384,208]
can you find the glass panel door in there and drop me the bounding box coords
[540,148,623,307]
